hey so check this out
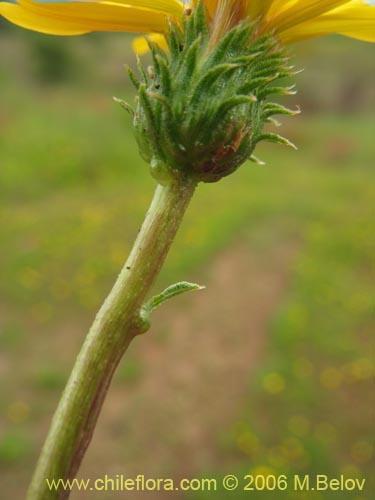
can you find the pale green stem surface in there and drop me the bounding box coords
[27,178,197,500]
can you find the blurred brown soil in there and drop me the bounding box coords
[74,240,298,499]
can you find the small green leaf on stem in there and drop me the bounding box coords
[138,281,205,334]
[145,281,205,312]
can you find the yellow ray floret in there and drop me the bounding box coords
[132,33,168,55]
[260,0,375,43]
[195,0,375,43]
[0,0,184,35]
[0,0,374,45]
[279,1,375,43]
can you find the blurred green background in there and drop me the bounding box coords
[0,21,374,500]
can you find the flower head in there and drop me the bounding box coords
[1,1,374,185]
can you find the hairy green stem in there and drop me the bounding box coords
[27,177,196,500]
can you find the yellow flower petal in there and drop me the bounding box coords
[1,0,374,46]
[132,33,168,55]
[265,0,350,33]
[0,3,90,34]
[0,0,184,35]
[247,0,275,21]
[279,0,375,43]
[17,0,184,17]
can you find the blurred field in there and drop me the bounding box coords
[0,26,374,499]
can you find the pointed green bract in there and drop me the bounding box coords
[138,281,205,333]
[123,0,298,183]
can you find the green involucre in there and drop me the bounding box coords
[124,1,299,183]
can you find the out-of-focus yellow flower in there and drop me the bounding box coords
[314,422,338,443]
[236,430,261,456]
[1,0,374,45]
[347,357,374,381]
[320,366,343,390]
[262,372,286,394]
[351,440,374,463]
[288,415,311,437]
[340,464,361,478]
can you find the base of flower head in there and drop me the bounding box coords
[121,0,299,184]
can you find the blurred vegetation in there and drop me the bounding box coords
[30,37,75,84]
[0,25,374,499]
